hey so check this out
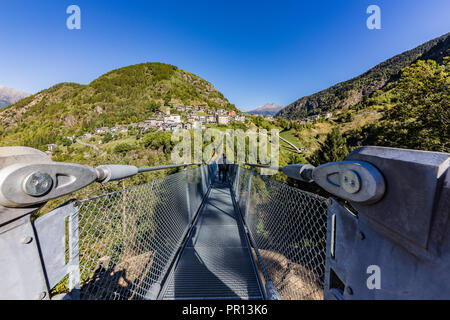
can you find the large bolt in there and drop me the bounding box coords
[21,236,33,244]
[22,172,53,197]
[340,170,361,194]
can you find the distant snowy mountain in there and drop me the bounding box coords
[0,85,30,109]
[246,103,284,116]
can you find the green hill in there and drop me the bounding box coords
[277,32,450,119]
[0,62,242,217]
[0,62,236,149]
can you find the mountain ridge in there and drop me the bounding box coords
[0,84,30,109]
[277,32,450,119]
[0,62,236,149]
[246,103,284,116]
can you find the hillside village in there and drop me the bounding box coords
[63,103,248,149]
[136,103,246,131]
[49,102,335,155]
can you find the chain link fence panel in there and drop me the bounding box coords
[57,164,216,300]
[229,165,328,300]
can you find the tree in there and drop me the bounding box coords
[114,143,133,154]
[164,95,172,106]
[103,132,113,143]
[308,127,349,166]
[345,57,449,153]
[143,131,173,152]
[349,58,450,152]
[380,58,449,152]
[337,111,354,123]
[60,137,73,146]
[276,118,289,129]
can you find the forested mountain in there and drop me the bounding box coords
[277,32,450,119]
[0,62,236,148]
[344,57,449,153]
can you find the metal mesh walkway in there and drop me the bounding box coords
[160,179,264,300]
[31,163,327,300]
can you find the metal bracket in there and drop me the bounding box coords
[312,161,385,204]
[0,215,49,299]
[0,147,98,208]
[280,160,385,204]
[0,162,98,207]
[33,201,80,295]
[324,196,450,299]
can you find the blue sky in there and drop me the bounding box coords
[0,1,449,110]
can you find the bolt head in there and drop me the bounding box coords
[340,170,361,194]
[346,286,353,295]
[23,172,53,197]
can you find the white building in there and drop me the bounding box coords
[80,133,93,140]
[324,112,333,119]
[145,118,164,127]
[233,115,245,122]
[217,115,230,125]
[47,144,58,152]
[164,115,181,124]
[207,116,216,123]
[170,124,183,131]
[95,128,107,134]
[215,109,228,116]
[138,123,153,131]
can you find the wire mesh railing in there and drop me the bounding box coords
[3,145,448,300]
[44,161,328,300]
[66,164,217,300]
[229,165,329,300]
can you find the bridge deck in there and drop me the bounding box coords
[160,179,264,299]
